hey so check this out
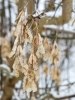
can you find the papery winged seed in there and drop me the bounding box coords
[36,50,42,58]
[16,10,23,21]
[44,37,52,52]
[36,45,45,57]
[25,28,33,43]
[14,36,18,45]
[49,56,53,64]
[18,12,25,23]
[24,79,32,93]
[28,77,33,83]
[26,29,33,43]
[12,58,20,77]
[58,50,61,58]
[28,53,37,64]
[54,57,59,65]
[50,66,60,84]
[14,23,22,37]
[13,57,19,70]
[18,56,28,70]
[53,40,58,48]
[20,67,28,76]
[33,54,37,64]
[32,82,37,92]
[12,61,16,70]
[34,34,39,47]
[27,92,30,98]
[9,51,15,58]
[42,64,48,75]
[43,53,48,61]
[31,96,36,100]
[34,70,40,81]
[33,63,38,70]
[27,87,32,93]
[51,41,61,64]
[22,18,27,25]
[9,36,18,58]
[38,33,42,44]
[19,45,26,56]
[44,37,49,48]
[28,54,33,64]
[16,45,21,55]
[13,70,19,77]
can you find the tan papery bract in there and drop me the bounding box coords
[9,10,61,98]
[50,66,60,85]
[42,64,48,75]
[43,37,52,62]
[36,33,45,58]
[9,36,18,58]
[31,96,36,100]
[51,40,61,65]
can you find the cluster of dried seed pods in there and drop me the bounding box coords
[9,10,61,98]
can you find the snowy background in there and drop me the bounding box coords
[0,0,75,100]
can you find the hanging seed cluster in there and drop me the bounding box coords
[43,37,61,84]
[9,10,61,98]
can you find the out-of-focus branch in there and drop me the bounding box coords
[40,94,75,100]
[43,26,75,34]
[42,35,75,40]
[53,1,62,17]
[8,0,11,31]
[39,81,75,90]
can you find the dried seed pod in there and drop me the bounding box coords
[43,37,52,62]
[31,96,36,100]
[33,33,39,52]
[51,41,61,65]
[36,33,45,58]
[9,36,19,58]
[42,64,48,75]
[50,66,61,85]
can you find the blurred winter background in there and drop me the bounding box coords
[0,0,75,100]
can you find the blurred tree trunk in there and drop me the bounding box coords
[45,0,55,12]
[62,0,72,23]
[17,0,25,13]
[27,0,35,14]
[17,0,35,14]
